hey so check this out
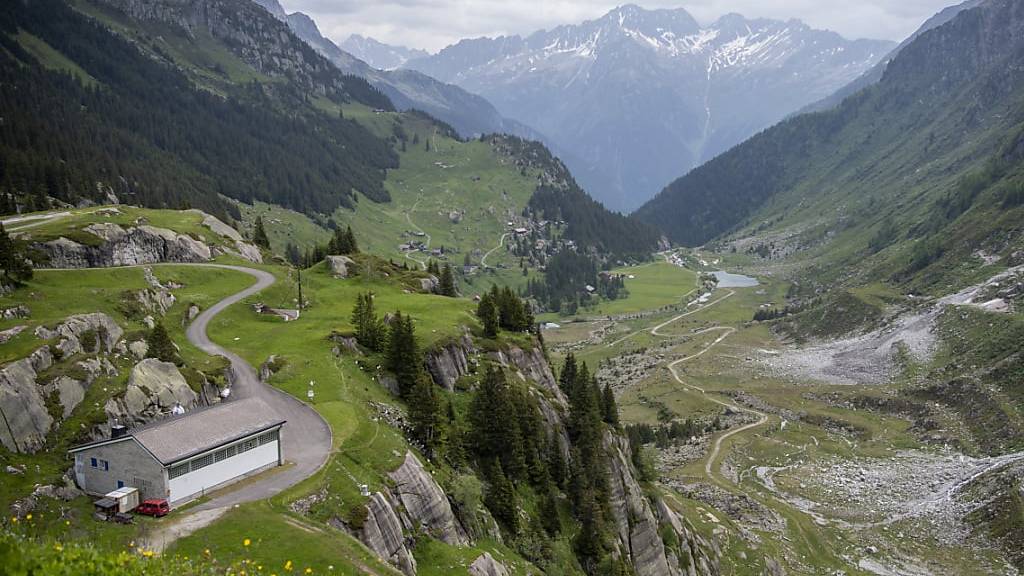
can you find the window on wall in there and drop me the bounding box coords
[90,458,109,471]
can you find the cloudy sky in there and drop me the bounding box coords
[278,0,959,52]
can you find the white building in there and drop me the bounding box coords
[69,398,285,506]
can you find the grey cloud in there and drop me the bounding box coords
[279,0,960,52]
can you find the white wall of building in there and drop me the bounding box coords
[168,440,279,504]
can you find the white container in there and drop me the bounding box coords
[105,487,139,514]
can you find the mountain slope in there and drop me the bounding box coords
[340,34,428,70]
[798,0,984,115]
[406,5,892,212]
[0,0,396,220]
[634,0,1024,290]
[252,0,537,139]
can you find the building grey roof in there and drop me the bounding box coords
[69,398,285,466]
[133,397,285,465]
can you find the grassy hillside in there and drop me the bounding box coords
[635,0,1024,296]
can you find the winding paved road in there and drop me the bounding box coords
[142,264,332,550]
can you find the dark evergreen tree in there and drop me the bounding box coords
[602,383,620,427]
[146,322,178,363]
[482,459,519,535]
[350,292,386,352]
[0,224,32,287]
[408,375,442,457]
[252,216,271,249]
[386,312,420,398]
[476,293,499,338]
[439,263,457,297]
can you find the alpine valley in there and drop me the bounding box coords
[1,1,1023,576]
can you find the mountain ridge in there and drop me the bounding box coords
[406,4,894,212]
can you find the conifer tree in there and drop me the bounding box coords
[408,375,442,457]
[602,383,620,427]
[0,224,32,287]
[482,459,519,535]
[439,263,457,297]
[344,225,359,254]
[252,216,270,249]
[476,293,499,338]
[351,292,386,351]
[386,312,420,397]
[146,322,178,363]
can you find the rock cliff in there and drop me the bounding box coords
[36,224,212,268]
[388,452,468,546]
[104,359,199,429]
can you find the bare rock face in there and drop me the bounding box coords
[194,210,243,242]
[0,352,54,453]
[489,345,561,398]
[388,451,468,546]
[231,240,264,263]
[0,325,26,344]
[468,552,510,576]
[604,432,720,576]
[129,340,149,360]
[326,255,355,278]
[35,312,125,358]
[36,224,212,268]
[1,304,30,319]
[419,275,439,293]
[362,492,417,576]
[104,359,198,428]
[425,334,476,390]
[46,376,87,419]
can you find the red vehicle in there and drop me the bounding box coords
[136,499,170,517]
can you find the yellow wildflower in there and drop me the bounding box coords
[25,513,32,521]
[304,569,312,575]
[10,517,17,523]
[284,560,293,571]
[204,548,211,556]
[53,543,63,552]
[142,550,154,558]
[243,538,251,547]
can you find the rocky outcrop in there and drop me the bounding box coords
[362,492,417,576]
[425,334,476,391]
[326,255,355,278]
[605,433,720,576]
[36,224,212,268]
[103,359,198,429]
[0,325,26,344]
[489,345,561,397]
[468,552,509,576]
[1,305,30,319]
[419,275,439,293]
[35,313,124,357]
[0,350,54,453]
[388,451,468,546]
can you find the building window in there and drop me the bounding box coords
[90,458,109,471]
[168,463,188,479]
[117,480,124,489]
[238,438,258,454]
[258,429,279,445]
[90,457,97,468]
[190,454,214,472]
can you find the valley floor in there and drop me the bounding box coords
[544,250,1023,576]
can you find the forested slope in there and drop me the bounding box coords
[634,0,1024,287]
[0,0,396,220]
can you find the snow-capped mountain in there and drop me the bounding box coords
[405,5,895,212]
[340,35,429,71]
